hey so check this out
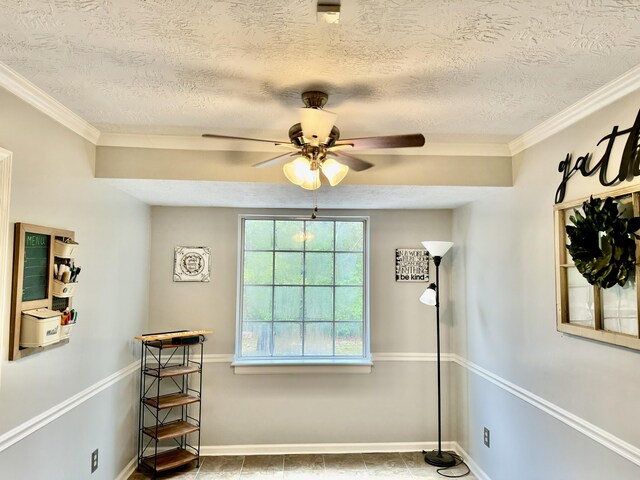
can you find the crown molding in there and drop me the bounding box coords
[0,61,100,144]
[422,142,510,157]
[509,63,640,156]
[97,132,511,157]
[3,55,638,159]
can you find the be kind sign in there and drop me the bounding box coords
[555,109,640,204]
[395,248,429,282]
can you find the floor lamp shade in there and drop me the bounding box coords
[421,241,453,258]
[419,284,437,306]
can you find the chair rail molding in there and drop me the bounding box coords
[201,352,451,364]
[0,361,137,453]
[452,355,640,468]
[4,350,637,474]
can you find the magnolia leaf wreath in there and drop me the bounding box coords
[566,196,640,289]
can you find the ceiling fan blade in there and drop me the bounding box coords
[202,133,292,146]
[327,144,354,152]
[334,133,425,150]
[253,152,298,168]
[327,152,374,172]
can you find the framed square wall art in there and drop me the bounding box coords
[174,246,211,282]
[395,248,429,282]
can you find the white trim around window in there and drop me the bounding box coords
[0,147,12,385]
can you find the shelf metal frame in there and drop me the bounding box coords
[136,334,205,475]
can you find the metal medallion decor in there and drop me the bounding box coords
[173,246,211,282]
[555,108,640,204]
[395,248,429,282]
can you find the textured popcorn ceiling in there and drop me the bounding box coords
[1,0,640,141]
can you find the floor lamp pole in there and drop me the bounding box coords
[425,255,456,467]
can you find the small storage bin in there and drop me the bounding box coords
[20,308,62,347]
[54,239,78,258]
[60,324,74,340]
[52,279,76,298]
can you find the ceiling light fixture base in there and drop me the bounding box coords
[301,91,329,109]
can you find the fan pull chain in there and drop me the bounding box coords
[311,189,318,219]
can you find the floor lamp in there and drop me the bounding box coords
[420,240,456,468]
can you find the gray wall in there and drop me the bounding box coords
[452,89,640,479]
[149,207,454,445]
[0,87,150,479]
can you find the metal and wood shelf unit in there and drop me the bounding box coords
[135,330,212,475]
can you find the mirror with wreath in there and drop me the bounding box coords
[554,187,640,351]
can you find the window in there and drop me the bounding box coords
[236,216,369,364]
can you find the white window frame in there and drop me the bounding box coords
[233,215,371,373]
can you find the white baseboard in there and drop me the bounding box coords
[114,456,137,480]
[200,441,455,456]
[115,441,489,480]
[454,443,492,480]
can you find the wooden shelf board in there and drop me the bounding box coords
[145,365,200,378]
[135,330,212,342]
[14,338,70,360]
[143,393,200,410]
[142,420,199,441]
[141,448,198,472]
[147,341,204,350]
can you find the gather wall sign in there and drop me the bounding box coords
[555,109,640,204]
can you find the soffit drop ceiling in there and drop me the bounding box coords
[1,0,639,143]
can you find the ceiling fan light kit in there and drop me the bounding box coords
[282,155,347,190]
[300,107,338,146]
[202,90,426,190]
[317,3,341,24]
[283,157,321,190]
[319,158,349,186]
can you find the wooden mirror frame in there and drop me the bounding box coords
[554,185,640,351]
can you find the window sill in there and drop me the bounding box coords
[231,358,373,375]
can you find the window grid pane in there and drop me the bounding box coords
[240,218,366,360]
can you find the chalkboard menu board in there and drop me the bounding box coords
[10,223,76,360]
[22,232,50,301]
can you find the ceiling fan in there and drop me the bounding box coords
[202,91,426,190]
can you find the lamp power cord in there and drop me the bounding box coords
[422,450,471,478]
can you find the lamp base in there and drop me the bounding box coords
[424,450,456,467]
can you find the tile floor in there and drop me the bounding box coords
[128,452,476,479]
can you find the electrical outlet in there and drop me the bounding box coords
[91,449,99,473]
[484,427,490,448]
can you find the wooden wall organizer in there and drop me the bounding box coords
[9,223,75,360]
[555,185,640,351]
